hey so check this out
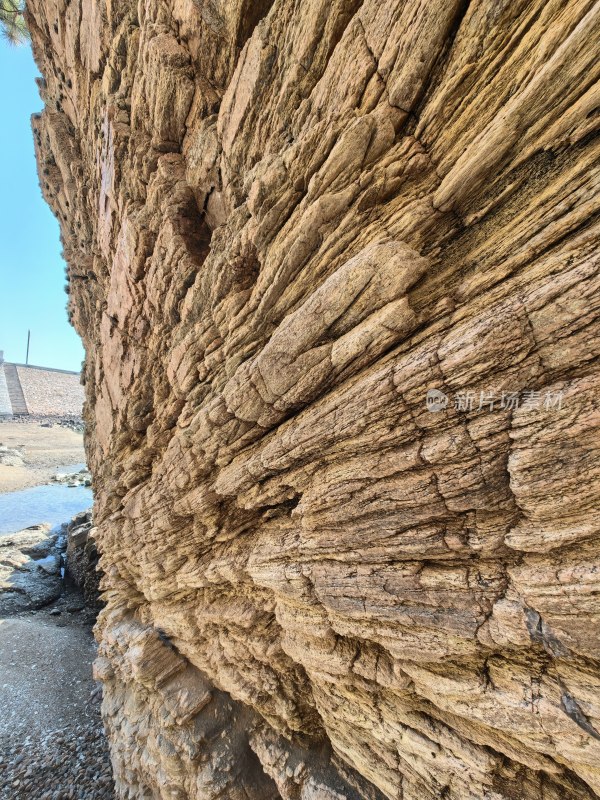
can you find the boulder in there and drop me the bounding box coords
[65,510,101,608]
[0,445,24,467]
[0,525,62,613]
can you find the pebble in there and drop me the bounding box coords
[0,721,115,800]
[0,585,115,800]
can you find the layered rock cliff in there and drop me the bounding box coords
[27,0,600,797]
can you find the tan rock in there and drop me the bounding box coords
[27,0,600,797]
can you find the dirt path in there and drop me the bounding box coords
[0,421,85,494]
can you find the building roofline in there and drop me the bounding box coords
[2,362,81,376]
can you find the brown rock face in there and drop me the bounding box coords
[27,0,600,797]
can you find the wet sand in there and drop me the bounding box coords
[0,422,85,494]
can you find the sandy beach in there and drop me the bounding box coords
[0,421,85,494]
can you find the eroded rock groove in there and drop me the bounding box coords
[27,0,600,797]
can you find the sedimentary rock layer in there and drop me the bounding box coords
[28,0,600,797]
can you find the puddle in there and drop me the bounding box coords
[0,484,93,536]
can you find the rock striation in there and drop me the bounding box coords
[65,508,102,608]
[27,0,600,798]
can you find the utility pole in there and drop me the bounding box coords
[26,330,30,365]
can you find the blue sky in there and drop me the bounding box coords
[0,39,85,372]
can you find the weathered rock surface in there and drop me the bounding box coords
[0,525,62,613]
[66,508,102,607]
[0,445,24,467]
[27,0,600,798]
[52,466,92,486]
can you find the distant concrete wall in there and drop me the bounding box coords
[16,365,84,416]
[0,365,11,415]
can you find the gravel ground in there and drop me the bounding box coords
[0,592,115,799]
[0,721,114,799]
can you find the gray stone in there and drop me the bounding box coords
[0,526,62,614]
